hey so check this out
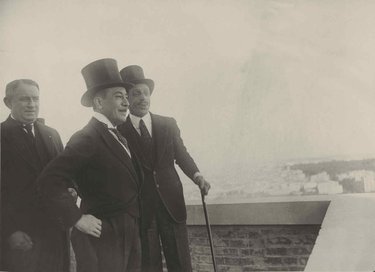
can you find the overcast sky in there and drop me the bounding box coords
[2,0,375,184]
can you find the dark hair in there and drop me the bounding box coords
[5,79,39,98]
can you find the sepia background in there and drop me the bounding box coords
[2,0,375,202]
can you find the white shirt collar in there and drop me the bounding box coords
[93,112,116,129]
[129,112,152,136]
[129,112,150,127]
[93,112,132,157]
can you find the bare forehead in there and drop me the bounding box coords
[130,83,150,92]
[13,83,40,96]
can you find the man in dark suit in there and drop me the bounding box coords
[38,59,143,272]
[1,79,69,272]
[118,65,211,272]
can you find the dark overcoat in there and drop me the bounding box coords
[1,116,68,271]
[38,117,143,272]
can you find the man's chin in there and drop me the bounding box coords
[132,110,148,117]
[21,117,37,123]
[115,117,127,125]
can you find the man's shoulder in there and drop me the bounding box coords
[1,117,12,128]
[1,119,11,141]
[1,118,17,138]
[36,121,65,146]
[66,118,100,145]
[151,113,175,124]
[36,120,59,134]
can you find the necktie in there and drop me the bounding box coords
[139,119,152,140]
[22,123,35,142]
[139,119,154,165]
[109,128,130,151]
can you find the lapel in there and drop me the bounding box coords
[2,116,39,171]
[34,121,57,160]
[150,113,169,167]
[121,117,153,170]
[89,118,139,184]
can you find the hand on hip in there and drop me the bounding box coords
[75,214,102,238]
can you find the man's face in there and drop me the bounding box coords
[99,87,129,126]
[128,83,151,117]
[5,83,40,123]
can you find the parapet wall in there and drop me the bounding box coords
[185,197,330,271]
[188,225,319,271]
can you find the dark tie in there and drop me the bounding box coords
[22,123,35,142]
[139,119,152,140]
[139,119,154,165]
[109,128,130,152]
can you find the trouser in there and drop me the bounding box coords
[141,199,192,272]
[72,212,141,272]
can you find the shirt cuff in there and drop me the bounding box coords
[193,172,203,182]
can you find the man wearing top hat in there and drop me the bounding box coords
[38,58,143,272]
[1,79,70,272]
[118,65,211,272]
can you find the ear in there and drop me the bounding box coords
[92,96,103,110]
[3,97,12,110]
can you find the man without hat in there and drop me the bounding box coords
[38,59,143,272]
[118,65,211,272]
[1,79,70,271]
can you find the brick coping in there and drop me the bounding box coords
[186,193,375,225]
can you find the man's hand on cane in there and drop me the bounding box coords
[198,175,217,271]
[194,175,211,195]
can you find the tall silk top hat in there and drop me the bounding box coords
[80,58,134,107]
[120,65,154,94]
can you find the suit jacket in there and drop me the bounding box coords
[118,113,199,223]
[38,117,142,229]
[1,116,63,238]
[1,116,66,270]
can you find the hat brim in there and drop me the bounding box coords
[125,79,154,94]
[81,82,134,107]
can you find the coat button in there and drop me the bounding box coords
[156,184,160,188]
[153,170,156,175]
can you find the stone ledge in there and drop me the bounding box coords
[185,194,361,225]
[187,201,329,225]
[186,193,375,225]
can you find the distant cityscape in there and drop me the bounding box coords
[184,158,375,202]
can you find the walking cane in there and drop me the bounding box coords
[201,192,218,272]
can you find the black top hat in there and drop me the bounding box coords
[81,58,134,107]
[120,65,154,94]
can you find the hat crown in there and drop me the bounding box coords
[80,58,132,107]
[120,65,154,93]
[120,65,146,82]
[81,58,123,91]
